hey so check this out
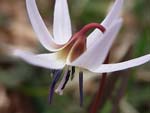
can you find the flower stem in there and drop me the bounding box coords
[110,73,129,113]
[89,74,107,113]
[89,55,109,113]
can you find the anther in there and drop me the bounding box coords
[71,66,75,80]
[61,70,71,90]
[49,70,62,104]
[79,71,84,107]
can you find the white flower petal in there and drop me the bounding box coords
[13,49,65,69]
[89,54,150,73]
[26,0,63,51]
[53,0,72,44]
[68,19,122,69]
[87,0,123,47]
[101,0,123,28]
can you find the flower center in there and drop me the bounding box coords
[57,23,106,63]
[67,23,106,62]
[49,23,106,105]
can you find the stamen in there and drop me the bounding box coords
[61,70,71,90]
[71,66,75,80]
[55,69,69,95]
[51,69,57,77]
[79,71,84,107]
[49,70,62,104]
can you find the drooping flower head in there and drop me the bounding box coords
[13,0,150,105]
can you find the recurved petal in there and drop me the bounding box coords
[89,54,150,73]
[53,0,72,44]
[87,0,123,47]
[68,19,122,69]
[101,0,123,28]
[13,49,65,69]
[26,0,63,51]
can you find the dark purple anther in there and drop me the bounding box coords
[50,70,56,77]
[49,70,62,104]
[51,70,56,75]
[79,71,83,107]
[61,70,71,90]
[71,66,75,80]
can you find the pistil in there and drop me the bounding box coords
[61,70,71,90]
[55,67,70,95]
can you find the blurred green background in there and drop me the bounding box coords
[0,0,149,113]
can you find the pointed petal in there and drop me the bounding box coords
[87,0,123,47]
[26,0,63,51]
[13,49,65,69]
[68,19,122,69]
[89,54,150,73]
[101,0,123,28]
[86,28,103,48]
[53,0,72,44]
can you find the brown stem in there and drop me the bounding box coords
[110,49,132,113]
[97,74,120,110]
[89,74,107,113]
[89,55,109,113]
[110,72,129,113]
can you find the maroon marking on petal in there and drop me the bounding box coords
[79,23,106,35]
[68,23,106,42]
[56,23,106,62]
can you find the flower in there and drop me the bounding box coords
[13,0,150,105]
